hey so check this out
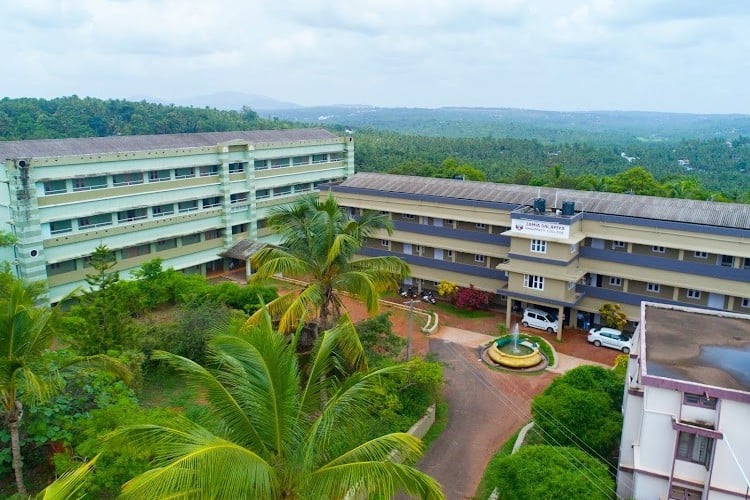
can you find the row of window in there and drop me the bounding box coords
[47,228,227,275]
[609,240,747,268]
[254,153,343,170]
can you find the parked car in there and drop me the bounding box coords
[587,327,633,353]
[522,307,559,333]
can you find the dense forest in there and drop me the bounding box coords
[1,96,748,202]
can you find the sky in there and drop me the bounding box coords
[3,0,750,114]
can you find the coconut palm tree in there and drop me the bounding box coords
[248,193,409,340]
[107,312,444,499]
[0,278,129,496]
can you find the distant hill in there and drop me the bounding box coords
[266,105,750,145]
[132,91,301,111]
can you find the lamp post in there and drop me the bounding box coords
[405,298,419,361]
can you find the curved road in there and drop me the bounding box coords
[412,338,555,499]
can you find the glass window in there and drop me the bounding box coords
[294,183,310,192]
[202,197,222,209]
[156,238,177,251]
[44,180,67,195]
[256,189,270,199]
[230,192,248,204]
[148,170,171,182]
[531,239,547,253]
[73,176,107,191]
[476,223,487,229]
[204,229,222,240]
[676,432,713,467]
[609,277,622,287]
[292,156,309,166]
[612,240,626,248]
[686,289,701,299]
[199,165,219,176]
[178,200,199,213]
[647,282,661,293]
[152,204,174,217]
[381,239,389,246]
[78,213,112,229]
[694,251,708,259]
[117,208,147,223]
[474,254,486,263]
[254,160,269,170]
[741,298,750,308]
[683,393,718,409]
[270,158,288,169]
[50,220,72,235]
[228,162,245,173]
[113,172,144,186]
[720,255,734,267]
[274,186,291,196]
[652,245,666,253]
[402,214,415,220]
[312,153,328,164]
[182,233,201,246]
[174,167,195,179]
[232,224,248,235]
[523,275,544,290]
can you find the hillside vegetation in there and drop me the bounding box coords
[1,96,748,202]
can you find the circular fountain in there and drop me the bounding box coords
[484,323,545,370]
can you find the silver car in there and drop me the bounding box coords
[587,327,633,354]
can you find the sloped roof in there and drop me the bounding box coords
[0,129,339,158]
[337,172,750,230]
[220,240,267,261]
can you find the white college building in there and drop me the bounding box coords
[618,302,750,499]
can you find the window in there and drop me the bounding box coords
[312,153,328,164]
[113,172,144,186]
[402,214,415,220]
[228,162,245,173]
[669,485,703,500]
[292,155,309,166]
[257,219,268,229]
[178,200,199,213]
[174,167,195,179]
[152,204,174,217]
[694,251,708,259]
[181,233,201,246]
[683,393,718,409]
[121,244,151,258]
[117,209,147,223]
[204,229,222,240]
[531,239,547,253]
[199,165,219,176]
[47,260,75,276]
[148,170,171,182]
[294,183,310,193]
[256,189,270,199]
[476,223,486,229]
[381,239,389,247]
[474,254,486,263]
[612,240,626,248]
[720,255,734,267]
[686,289,701,300]
[676,432,713,467]
[232,224,248,235]
[270,158,288,169]
[646,282,661,293]
[446,250,453,258]
[50,220,72,235]
[523,275,545,290]
[72,176,107,191]
[741,298,750,308]
[78,214,112,229]
[156,238,178,251]
[254,160,269,170]
[744,258,750,270]
[43,180,67,195]
[609,277,622,287]
[652,245,666,253]
[202,197,222,209]
[329,152,343,161]
[230,192,248,204]
[274,186,291,196]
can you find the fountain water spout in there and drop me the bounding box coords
[512,323,521,354]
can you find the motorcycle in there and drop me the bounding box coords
[398,287,409,298]
[421,291,436,304]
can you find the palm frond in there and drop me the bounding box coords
[150,351,270,455]
[110,424,278,499]
[39,454,99,500]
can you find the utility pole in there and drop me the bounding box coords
[405,299,419,361]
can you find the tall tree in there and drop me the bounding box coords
[107,312,444,499]
[248,194,409,341]
[0,278,130,495]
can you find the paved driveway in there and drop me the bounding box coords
[412,337,555,499]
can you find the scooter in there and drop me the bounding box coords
[398,287,409,298]
[408,287,418,299]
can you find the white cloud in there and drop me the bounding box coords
[1,0,749,113]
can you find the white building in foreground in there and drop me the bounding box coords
[618,302,750,499]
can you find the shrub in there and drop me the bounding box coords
[454,284,489,310]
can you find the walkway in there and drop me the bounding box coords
[412,325,609,499]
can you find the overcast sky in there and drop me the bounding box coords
[3,0,749,114]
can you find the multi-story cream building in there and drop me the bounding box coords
[617,302,750,499]
[0,129,353,302]
[328,173,750,339]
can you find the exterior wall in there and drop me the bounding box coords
[1,133,352,303]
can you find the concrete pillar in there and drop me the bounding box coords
[556,305,565,342]
[505,300,513,329]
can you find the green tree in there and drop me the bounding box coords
[107,312,444,499]
[485,445,614,500]
[0,278,129,495]
[0,230,17,247]
[248,193,409,341]
[531,365,624,465]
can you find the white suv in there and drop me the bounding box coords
[521,308,559,333]
[587,327,633,354]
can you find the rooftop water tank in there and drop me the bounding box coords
[533,198,546,214]
[562,201,575,216]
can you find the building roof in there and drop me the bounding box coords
[642,303,750,393]
[337,172,750,230]
[0,129,339,159]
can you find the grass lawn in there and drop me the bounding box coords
[139,366,204,409]
[432,300,495,318]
